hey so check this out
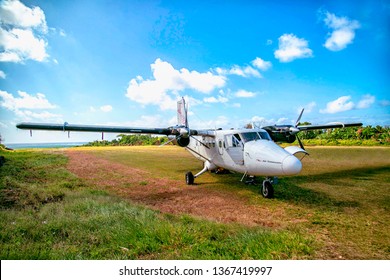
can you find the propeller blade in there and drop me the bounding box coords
[296,135,305,151]
[159,137,176,147]
[295,108,304,127]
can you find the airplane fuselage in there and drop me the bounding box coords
[185,128,305,177]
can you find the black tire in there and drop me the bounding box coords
[185,172,194,185]
[261,180,274,198]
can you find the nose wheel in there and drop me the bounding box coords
[261,179,274,198]
[242,174,276,198]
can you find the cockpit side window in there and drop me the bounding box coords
[225,134,243,148]
[232,134,242,147]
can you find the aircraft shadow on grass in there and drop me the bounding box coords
[273,166,390,208]
[201,165,390,210]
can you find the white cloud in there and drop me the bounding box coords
[126,58,226,110]
[15,110,61,121]
[0,0,49,63]
[235,89,256,98]
[215,65,261,78]
[100,105,113,112]
[380,100,390,107]
[215,57,272,78]
[0,90,56,110]
[298,101,317,114]
[0,90,60,121]
[0,70,5,79]
[250,116,290,127]
[0,28,48,62]
[320,96,355,114]
[274,34,313,62]
[192,115,230,129]
[357,94,375,109]
[323,12,360,51]
[0,0,47,32]
[59,29,66,37]
[320,95,376,114]
[252,57,272,71]
[203,96,229,103]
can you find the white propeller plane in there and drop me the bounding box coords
[16,98,362,198]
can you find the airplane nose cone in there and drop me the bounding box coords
[282,155,302,175]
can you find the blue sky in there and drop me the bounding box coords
[0,0,389,144]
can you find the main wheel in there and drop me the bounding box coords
[185,172,194,185]
[261,180,274,198]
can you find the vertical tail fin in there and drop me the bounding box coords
[177,97,188,127]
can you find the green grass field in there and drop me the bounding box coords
[1,146,389,259]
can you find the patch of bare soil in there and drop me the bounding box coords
[65,150,284,228]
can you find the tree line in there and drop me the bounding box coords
[297,124,389,145]
[84,134,169,147]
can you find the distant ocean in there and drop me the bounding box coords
[5,142,88,150]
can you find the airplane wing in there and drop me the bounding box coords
[16,122,173,135]
[296,122,363,131]
[262,122,363,144]
[16,121,203,148]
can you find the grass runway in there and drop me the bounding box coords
[1,146,389,259]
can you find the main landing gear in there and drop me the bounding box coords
[185,160,217,186]
[185,171,195,185]
[186,164,277,198]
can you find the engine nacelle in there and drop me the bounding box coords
[268,132,296,143]
[176,136,190,147]
[168,135,190,147]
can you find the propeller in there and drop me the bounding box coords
[292,108,305,150]
[289,108,304,135]
[160,127,191,147]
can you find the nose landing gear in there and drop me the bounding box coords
[242,174,276,198]
[261,178,274,198]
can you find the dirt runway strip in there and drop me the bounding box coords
[65,149,286,228]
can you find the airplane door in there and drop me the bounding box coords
[225,134,244,165]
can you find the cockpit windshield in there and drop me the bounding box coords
[259,131,272,141]
[241,131,271,143]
